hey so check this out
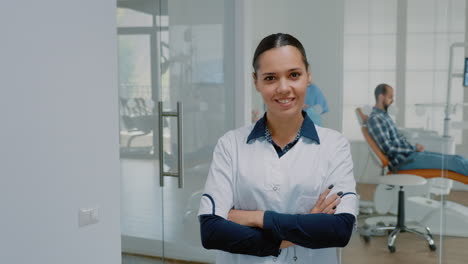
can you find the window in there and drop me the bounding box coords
[343,0,465,144]
[343,0,397,140]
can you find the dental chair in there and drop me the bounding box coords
[355,107,468,252]
[355,107,467,182]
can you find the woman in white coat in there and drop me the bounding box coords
[198,33,358,263]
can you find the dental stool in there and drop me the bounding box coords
[361,174,437,253]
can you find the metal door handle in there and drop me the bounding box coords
[158,101,184,188]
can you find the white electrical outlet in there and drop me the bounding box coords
[79,207,99,227]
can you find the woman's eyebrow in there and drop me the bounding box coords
[261,72,276,76]
[261,68,303,76]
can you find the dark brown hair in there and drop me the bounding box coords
[252,33,309,73]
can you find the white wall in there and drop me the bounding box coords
[0,1,120,263]
[246,0,345,131]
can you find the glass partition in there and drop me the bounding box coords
[246,0,468,263]
[118,0,235,263]
[343,0,468,263]
[117,0,468,262]
[117,1,164,261]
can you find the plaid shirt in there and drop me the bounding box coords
[367,107,415,170]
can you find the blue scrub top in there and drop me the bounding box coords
[304,84,329,126]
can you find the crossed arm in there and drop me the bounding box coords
[199,186,355,256]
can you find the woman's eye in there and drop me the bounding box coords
[291,72,301,78]
[264,76,275,81]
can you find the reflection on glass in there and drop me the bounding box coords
[161,2,228,261]
[118,34,156,159]
[343,0,468,263]
[117,0,156,27]
[118,0,232,263]
[118,1,165,262]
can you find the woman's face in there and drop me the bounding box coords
[254,45,311,119]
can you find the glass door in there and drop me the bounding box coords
[159,0,234,262]
[118,0,235,262]
[117,0,164,261]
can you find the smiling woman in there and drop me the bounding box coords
[252,35,311,148]
[198,33,358,264]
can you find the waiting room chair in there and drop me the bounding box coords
[120,97,156,147]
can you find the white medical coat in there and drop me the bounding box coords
[199,123,358,263]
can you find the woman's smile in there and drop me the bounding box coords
[275,97,295,108]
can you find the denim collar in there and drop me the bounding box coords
[246,111,320,144]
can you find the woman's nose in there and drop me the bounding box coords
[276,78,290,93]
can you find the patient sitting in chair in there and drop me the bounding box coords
[367,83,468,176]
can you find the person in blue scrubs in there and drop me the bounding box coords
[198,33,357,263]
[304,83,329,126]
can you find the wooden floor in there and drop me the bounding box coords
[345,183,468,264]
[123,183,468,264]
[123,253,204,264]
[343,232,467,264]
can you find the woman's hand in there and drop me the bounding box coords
[279,240,294,249]
[227,186,342,228]
[228,209,264,228]
[310,185,342,214]
[279,186,342,249]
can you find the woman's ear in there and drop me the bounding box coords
[307,71,312,85]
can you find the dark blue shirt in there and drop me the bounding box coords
[246,111,320,158]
